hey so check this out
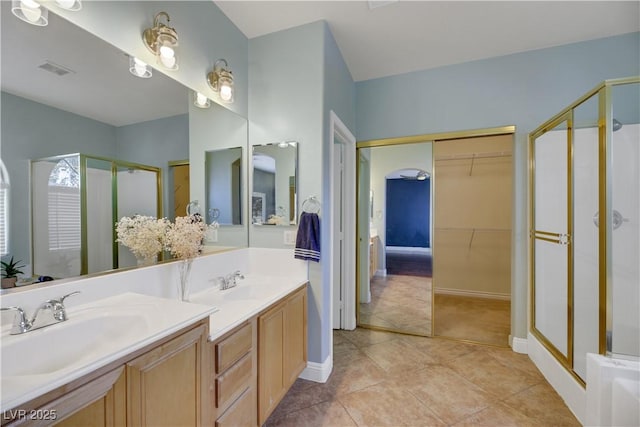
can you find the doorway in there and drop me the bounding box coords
[356,126,515,343]
[357,141,433,336]
[169,160,189,220]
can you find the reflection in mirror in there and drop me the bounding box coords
[251,142,298,226]
[205,147,243,226]
[1,4,247,289]
[31,154,161,279]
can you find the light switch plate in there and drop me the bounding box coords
[284,230,296,245]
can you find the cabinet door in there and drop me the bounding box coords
[258,302,285,425]
[284,288,307,388]
[51,368,125,427]
[127,324,206,427]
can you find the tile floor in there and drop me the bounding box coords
[434,294,510,346]
[265,328,580,427]
[359,275,432,336]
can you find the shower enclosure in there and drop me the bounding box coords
[31,153,162,278]
[530,77,639,383]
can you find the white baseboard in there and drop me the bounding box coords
[386,246,432,254]
[434,287,510,301]
[376,269,387,277]
[510,335,528,354]
[299,354,333,383]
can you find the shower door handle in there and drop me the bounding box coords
[532,230,571,245]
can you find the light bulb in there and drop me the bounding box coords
[55,0,77,9]
[159,46,176,69]
[21,0,42,22]
[134,60,147,77]
[219,84,233,102]
[195,92,209,108]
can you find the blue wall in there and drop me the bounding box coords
[355,31,640,340]
[115,114,189,219]
[1,92,116,270]
[386,178,430,248]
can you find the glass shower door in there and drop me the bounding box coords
[532,117,571,362]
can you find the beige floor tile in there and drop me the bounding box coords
[452,402,538,427]
[265,401,357,427]
[483,346,545,381]
[333,333,358,354]
[323,352,390,397]
[266,379,333,421]
[398,335,478,362]
[502,382,581,426]
[445,349,542,398]
[339,382,445,427]
[360,338,437,375]
[336,328,398,348]
[391,365,494,425]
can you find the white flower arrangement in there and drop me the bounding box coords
[116,215,169,261]
[165,214,206,259]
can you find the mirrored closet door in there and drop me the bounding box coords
[357,140,433,336]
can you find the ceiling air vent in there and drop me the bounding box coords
[38,60,76,77]
[368,0,398,10]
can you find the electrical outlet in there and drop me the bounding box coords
[283,230,296,245]
[205,228,218,243]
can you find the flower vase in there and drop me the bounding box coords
[178,258,193,301]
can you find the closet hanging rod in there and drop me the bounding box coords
[435,227,511,232]
[434,151,512,162]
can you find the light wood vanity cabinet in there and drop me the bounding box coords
[3,320,208,427]
[209,320,258,427]
[258,285,308,425]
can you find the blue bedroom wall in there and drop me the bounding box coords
[386,178,430,248]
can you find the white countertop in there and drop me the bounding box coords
[189,274,308,341]
[0,293,216,412]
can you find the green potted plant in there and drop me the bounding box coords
[1,256,25,289]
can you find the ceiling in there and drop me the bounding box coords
[215,0,640,82]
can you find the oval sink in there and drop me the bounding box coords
[1,312,147,377]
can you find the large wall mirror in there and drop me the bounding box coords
[205,147,243,226]
[0,4,248,287]
[251,142,298,226]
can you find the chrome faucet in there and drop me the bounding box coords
[218,270,244,290]
[1,291,80,335]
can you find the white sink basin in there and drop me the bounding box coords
[0,292,216,412]
[2,312,147,377]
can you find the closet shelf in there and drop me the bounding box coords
[435,151,512,175]
[435,227,511,232]
[434,151,512,162]
[435,227,511,250]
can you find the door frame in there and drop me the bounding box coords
[329,111,356,330]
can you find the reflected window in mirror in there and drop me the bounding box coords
[205,147,243,226]
[251,142,298,226]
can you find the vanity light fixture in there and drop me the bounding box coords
[142,12,179,71]
[193,92,211,109]
[11,0,48,26]
[277,140,297,148]
[54,0,82,11]
[207,59,234,103]
[129,56,152,78]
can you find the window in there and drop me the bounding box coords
[0,160,9,256]
[48,158,80,250]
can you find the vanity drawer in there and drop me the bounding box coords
[216,352,252,410]
[215,322,252,374]
[215,388,254,427]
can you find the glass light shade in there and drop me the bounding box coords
[129,57,152,78]
[193,92,210,109]
[157,39,178,70]
[11,0,48,26]
[219,80,233,103]
[54,0,81,11]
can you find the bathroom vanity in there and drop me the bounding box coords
[1,249,309,427]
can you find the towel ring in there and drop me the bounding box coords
[302,196,321,214]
